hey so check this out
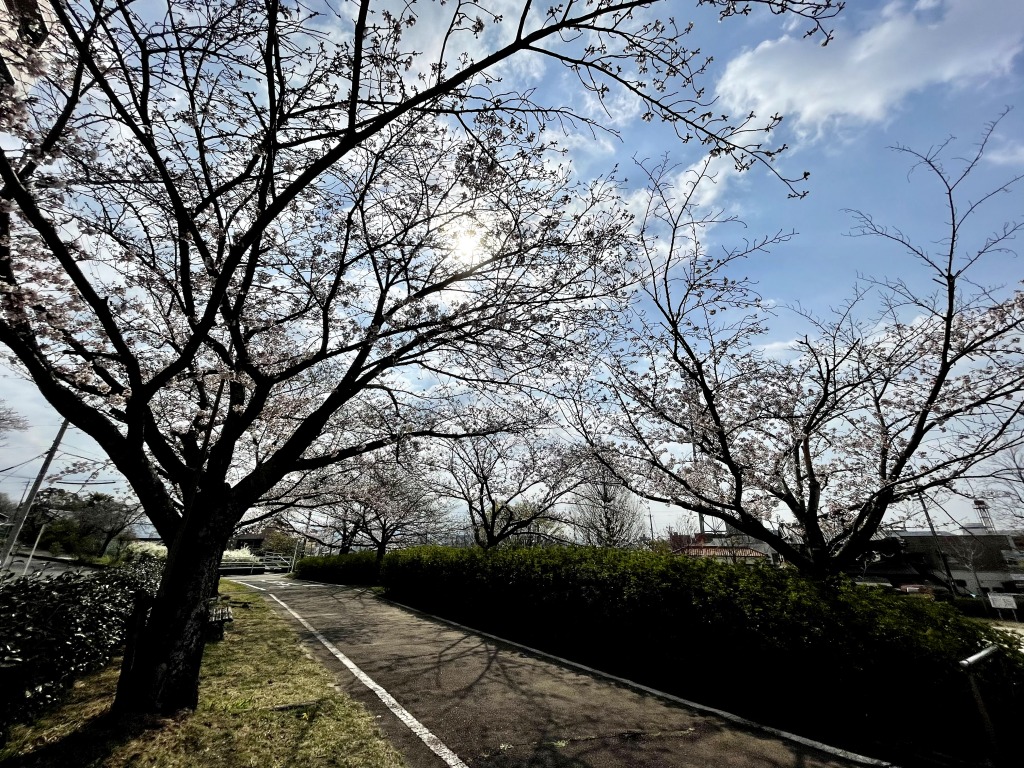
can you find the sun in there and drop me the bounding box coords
[452,228,482,264]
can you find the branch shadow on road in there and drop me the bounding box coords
[296,587,857,768]
[322,587,521,701]
[468,725,833,768]
[356,615,846,767]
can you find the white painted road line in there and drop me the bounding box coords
[229,580,267,591]
[230,578,327,590]
[269,593,468,768]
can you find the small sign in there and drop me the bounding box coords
[989,594,1018,610]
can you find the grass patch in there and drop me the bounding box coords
[0,581,405,768]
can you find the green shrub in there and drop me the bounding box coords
[122,540,168,561]
[378,546,1024,767]
[0,559,162,741]
[221,546,259,564]
[295,551,381,585]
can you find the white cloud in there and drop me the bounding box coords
[678,157,741,212]
[323,1,548,103]
[621,153,743,238]
[716,0,1024,137]
[756,338,801,362]
[985,139,1024,167]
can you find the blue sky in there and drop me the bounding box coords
[713,0,1024,331]
[1,0,1022,532]
[602,0,1024,335]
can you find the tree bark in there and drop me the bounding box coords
[111,509,232,714]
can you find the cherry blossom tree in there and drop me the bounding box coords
[350,449,451,563]
[285,500,363,555]
[0,399,26,445]
[580,121,1024,579]
[568,459,646,547]
[0,0,841,712]
[252,464,367,554]
[432,431,583,549]
[271,449,454,556]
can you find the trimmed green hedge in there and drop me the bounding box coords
[294,551,380,586]
[0,559,162,740]
[366,546,1021,768]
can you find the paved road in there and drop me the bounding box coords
[2,552,96,578]
[230,575,892,768]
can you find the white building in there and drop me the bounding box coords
[1,0,50,90]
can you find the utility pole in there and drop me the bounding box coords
[0,419,69,570]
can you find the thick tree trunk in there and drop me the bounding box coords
[112,512,232,714]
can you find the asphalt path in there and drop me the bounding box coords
[230,575,894,768]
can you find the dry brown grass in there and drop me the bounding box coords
[0,581,405,768]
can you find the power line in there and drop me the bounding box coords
[51,479,116,485]
[57,448,110,462]
[1,420,69,569]
[0,453,48,474]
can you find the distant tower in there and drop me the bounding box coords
[697,512,726,540]
[973,499,994,532]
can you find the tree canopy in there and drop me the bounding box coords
[0,400,27,445]
[1,0,842,712]
[579,122,1024,577]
